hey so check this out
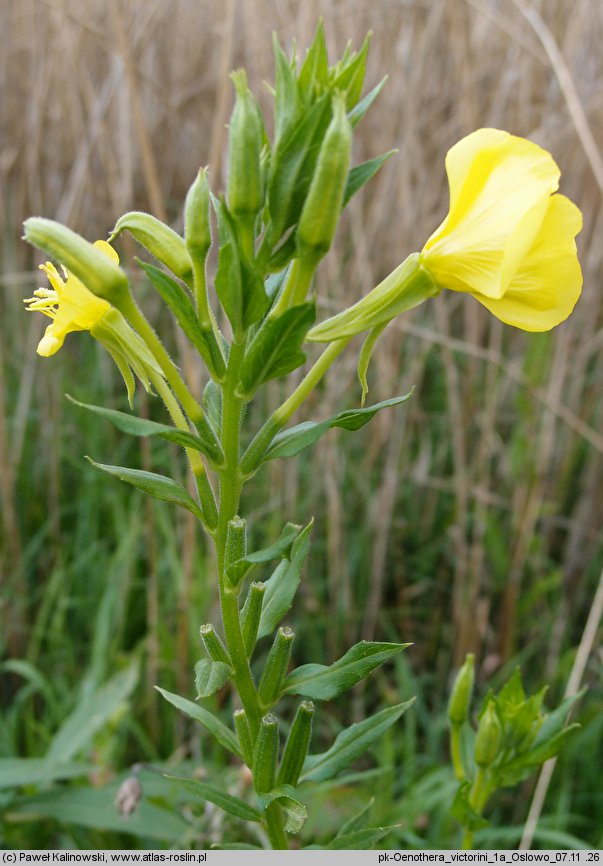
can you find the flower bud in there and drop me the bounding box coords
[24,218,129,307]
[448,653,475,727]
[233,708,254,768]
[296,93,352,263]
[184,168,212,261]
[258,627,295,708]
[225,516,247,587]
[199,623,231,666]
[253,713,280,794]
[241,582,266,657]
[109,212,193,284]
[115,773,143,817]
[474,703,502,768]
[227,70,264,223]
[277,700,314,787]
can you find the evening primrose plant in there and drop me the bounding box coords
[23,25,581,851]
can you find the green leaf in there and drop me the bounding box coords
[331,34,370,109]
[203,379,223,437]
[194,659,231,698]
[451,781,490,832]
[263,393,412,462]
[495,725,580,788]
[298,21,329,101]
[86,458,204,521]
[301,699,414,783]
[68,396,224,467]
[48,663,139,762]
[227,522,301,587]
[284,641,409,701]
[8,783,188,841]
[343,151,397,207]
[238,303,316,398]
[137,260,226,381]
[337,798,375,837]
[256,785,308,834]
[166,776,262,823]
[273,35,301,144]
[348,76,388,128]
[156,687,241,757]
[323,826,396,850]
[258,521,313,639]
[0,759,91,790]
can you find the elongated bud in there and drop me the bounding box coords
[23,218,129,306]
[109,212,193,283]
[296,93,352,264]
[448,653,475,727]
[253,713,280,793]
[227,70,264,222]
[185,168,212,261]
[258,626,295,708]
[241,582,266,656]
[225,516,247,587]
[474,703,502,768]
[233,709,254,768]
[308,253,440,342]
[200,623,231,666]
[277,701,314,787]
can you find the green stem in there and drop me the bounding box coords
[273,338,350,426]
[461,828,474,850]
[265,803,289,850]
[450,724,465,781]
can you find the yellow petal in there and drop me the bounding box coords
[423,129,560,299]
[37,326,65,357]
[93,239,120,264]
[470,195,583,331]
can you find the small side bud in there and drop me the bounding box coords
[227,70,264,224]
[109,212,193,283]
[253,713,280,794]
[296,93,352,264]
[448,653,475,727]
[233,708,254,768]
[258,626,295,708]
[277,700,314,787]
[241,581,266,657]
[115,772,143,817]
[199,623,231,666]
[185,168,212,261]
[24,217,129,307]
[225,516,247,582]
[474,703,503,768]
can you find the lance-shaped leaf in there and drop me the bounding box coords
[227,522,301,587]
[69,396,224,467]
[137,260,226,381]
[301,699,414,783]
[194,659,232,699]
[273,35,301,145]
[283,641,409,701]
[318,826,396,850]
[0,759,91,790]
[86,458,204,521]
[264,393,412,462]
[156,687,241,758]
[237,303,316,399]
[343,151,397,207]
[348,76,388,128]
[258,521,313,639]
[256,785,308,834]
[166,776,262,823]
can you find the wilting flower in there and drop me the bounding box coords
[420,128,582,331]
[25,239,162,402]
[25,240,116,356]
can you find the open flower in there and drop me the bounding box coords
[25,238,162,402]
[25,239,115,356]
[420,128,582,331]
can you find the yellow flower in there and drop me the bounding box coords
[421,128,582,331]
[25,239,115,356]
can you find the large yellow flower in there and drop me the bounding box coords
[25,239,115,356]
[420,128,582,331]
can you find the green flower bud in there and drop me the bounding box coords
[253,713,280,794]
[225,516,247,584]
[307,253,440,342]
[184,168,212,261]
[276,700,314,787]
[199,623,231,666]
[258,626,295,709]
[23,217,129,307]
[233,709,254,768]
[448,653,475,727]
[109,211,193,284]
[296,93,352,263]
[474,703,503,768]
[227,70,264,223]
[241,582,266,657]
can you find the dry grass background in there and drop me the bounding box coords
[2,0,603,695]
